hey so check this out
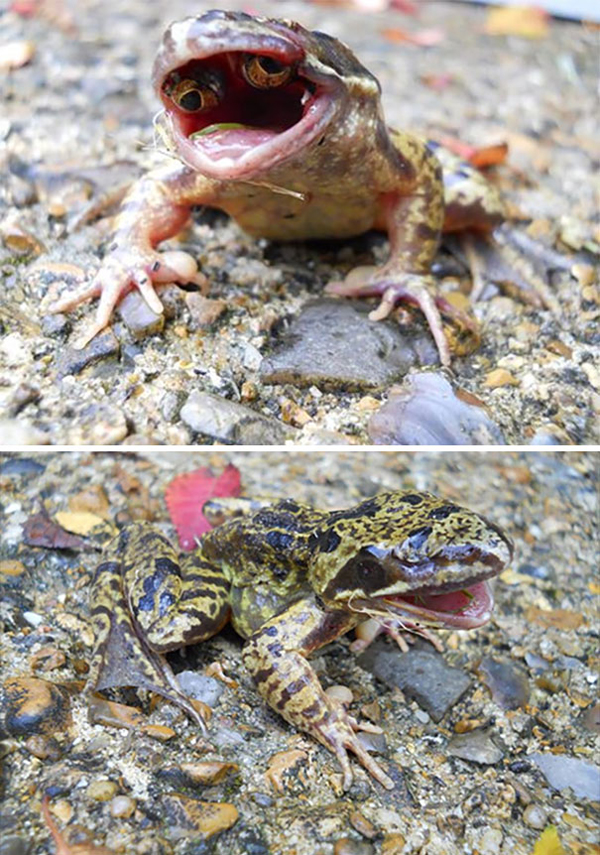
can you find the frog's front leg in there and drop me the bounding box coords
[48,166,219,347]
[327,136,473,366]
[242,596,394,790]
[87,523,230,727]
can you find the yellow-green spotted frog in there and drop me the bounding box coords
[88,489,512,789]
[49,10,507,365]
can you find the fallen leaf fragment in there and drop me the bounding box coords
[265,748,308,793]
[532,825,565,855]
[23,511,91,551]
[166,464,242,550]
[484,6,549,39]
[55,511,106,535]
[382,26,445,46]
[88,695,147,729]
[526,607,584,630]
[0,39,35,71]
[140,724,177,741]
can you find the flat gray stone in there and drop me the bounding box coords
[260,299,437,391]
[447,729,504,765]
[180,390,291,444]
[56,328,119,378]
[357,639,471,722]
[531,753,600,800]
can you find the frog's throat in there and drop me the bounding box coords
[153,19,343,181]
[347,578,496,631]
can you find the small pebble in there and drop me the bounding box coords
[325,685,354,706]
[333,838,375,855]
[86,780,119,802]
[110,796,136,818]
[178,761,239,786]
[381,834,406,855]
[24,734,62,760]
[523,803,549,829]
[158,793,238,840]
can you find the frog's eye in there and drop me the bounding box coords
[242,55,293,88]
[168,79,221,113]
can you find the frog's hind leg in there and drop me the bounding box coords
[87,523,230,727]
[242,596,394,790]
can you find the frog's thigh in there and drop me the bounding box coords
[121,523,230,652]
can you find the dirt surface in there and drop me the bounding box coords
[0,0,599,446]
[0,449,598,854]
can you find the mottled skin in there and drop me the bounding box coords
[50,10,505,365]
[88,490,512,789]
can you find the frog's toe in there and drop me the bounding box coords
[318,709,394,790]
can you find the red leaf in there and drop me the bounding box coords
[165,465,242,551]
[22,511,90,551]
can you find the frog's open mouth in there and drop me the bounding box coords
[375,577,496,629]
[156,49,338,181]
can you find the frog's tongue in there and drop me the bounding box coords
[383,580,495,629]
[193,127,278,160]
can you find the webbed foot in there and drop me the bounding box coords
[327,266,480,367]
[47,247,207,348]
[313,700,394,790]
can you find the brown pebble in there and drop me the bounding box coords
[381,834,407,855]
[334,839,375,855]
[140,724,177,742]
[110,796,136,818]
[484,368,520,388]
[86,780,118,802]
[185,292,227,327]
[2,677,71,736]
[30,646,67,672]
[24,734,62,760]
[0,560,26,577]
[179,761,239,786]
[349,811,377,839]
[159,793,238,840]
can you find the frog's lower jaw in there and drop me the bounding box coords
[351,578,496,630]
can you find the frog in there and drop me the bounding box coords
[87,489,512,790]
[47,9,508,366]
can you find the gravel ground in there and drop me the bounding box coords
[0,1,598,445]
[0,449,598,853]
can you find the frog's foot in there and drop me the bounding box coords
[327,266,479,367]
[47,248,207,349]
[460,228,562,315]
[314,702,394,790]
[351,617,443,654]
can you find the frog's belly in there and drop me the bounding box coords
[219,193,381,242]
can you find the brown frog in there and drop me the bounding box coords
[49,10,507,365]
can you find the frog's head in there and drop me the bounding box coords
[310,492,513,630]
[153,10,381,180]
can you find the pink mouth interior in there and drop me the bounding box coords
[384,580,495,629]
[163,53,312,162]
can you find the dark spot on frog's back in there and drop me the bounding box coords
[317,528,341,554]
[265,530,295,550]
[399,494,423,506]
[428,504,460,521]
[329,497,381,522]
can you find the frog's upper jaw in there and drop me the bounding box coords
[153,11,348,181]
[317,525,513,631]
